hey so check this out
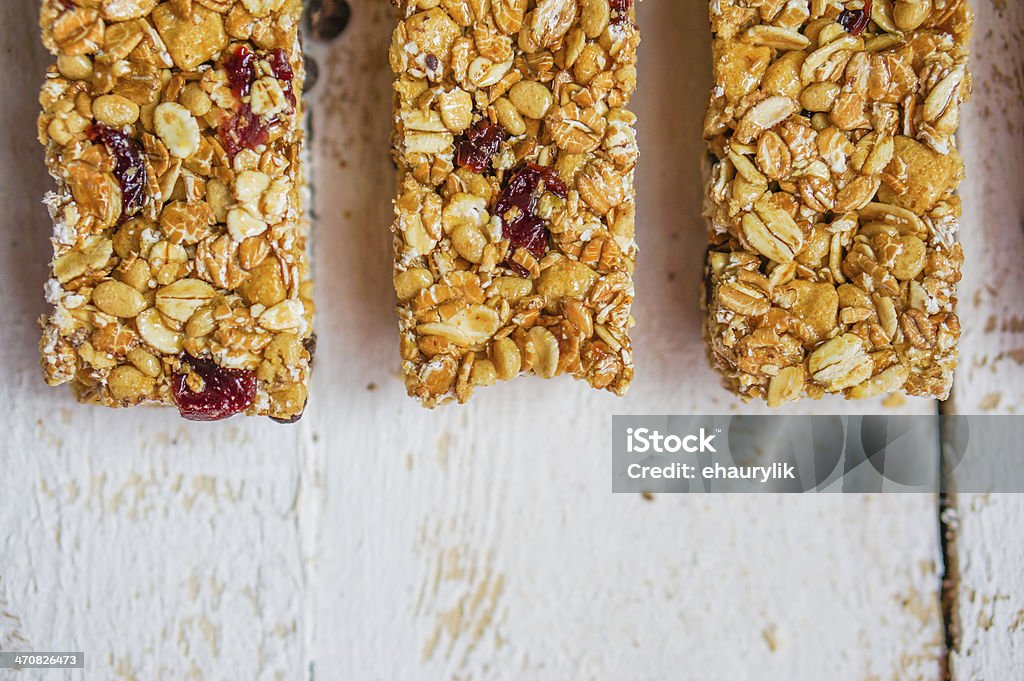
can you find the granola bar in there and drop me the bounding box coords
[702,0,973,406]
[37,0,314,422]
[390,0,641,407]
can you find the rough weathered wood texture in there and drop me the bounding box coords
[287,2,944,679]
[948,0,1024,678]
[9,0,1019,679]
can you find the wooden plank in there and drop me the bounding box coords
[948,494,1024,680]
[0,0,950,679]
[950,0,1024,417]
[948,0,1024,678]
[0,3,313,678]
[305,2,944,679]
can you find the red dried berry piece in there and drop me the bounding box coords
[267,48,294,81]
[494,163,568,267]
[455,119,505,172]
[610,0,633,23]
[266,48,297,107]
[225,44,257,98]
[495,162,566,218]
[172,355,257,422]
[505,214,549,261]
[540,168,568,199]
[838,0,873,36]
[88,125,147,222]
[219,104,273,159]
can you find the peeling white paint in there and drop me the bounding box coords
[949,0,1024,677]
[1,0,1018,679]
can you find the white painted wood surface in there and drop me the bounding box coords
[0,0,1014,679]
[948,0,1024,678]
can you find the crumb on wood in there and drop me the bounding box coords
[882,393,906,409]
[978,392,1002,410]
[762,624,778,652]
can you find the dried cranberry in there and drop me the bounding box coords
[541,169,567,198]
[225,44,257,98]
[610,0,633,24]
[172,355,257,422]
[88,125,147,222]
[504,214,549,261]
[227,45,296,110]
[267,48,297,107]
[266,48,294,81]
[495,163,568,267]
[455,119,505,173]
[495,162,566,218]
[837,0,872,36]
[219,104,272,158]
